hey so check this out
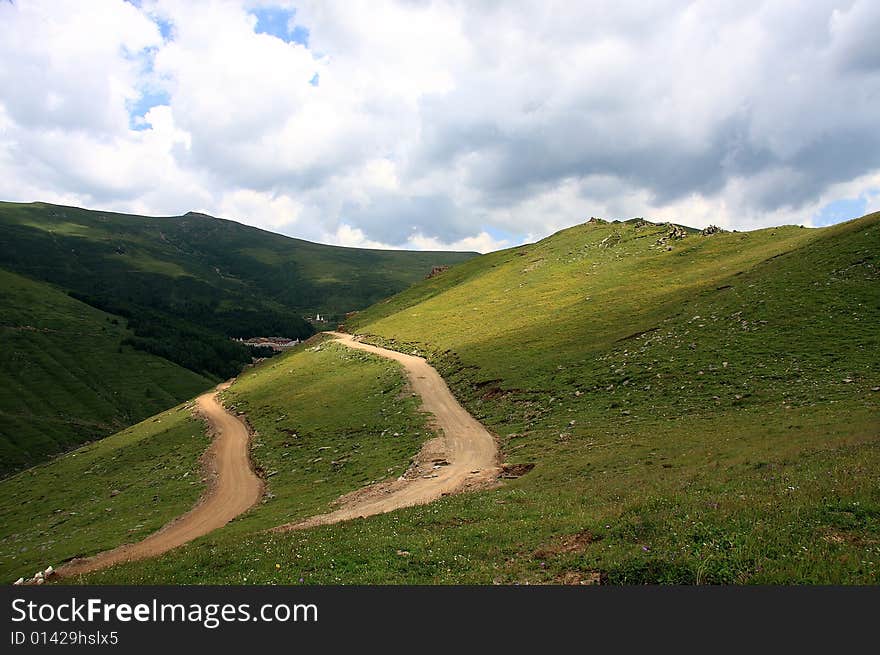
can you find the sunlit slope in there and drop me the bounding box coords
[349,215,879,400]
[0,268,211,475]
[41,214,880,584]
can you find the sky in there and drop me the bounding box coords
[0,0,878,252]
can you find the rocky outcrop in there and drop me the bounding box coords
[655,223,689,248]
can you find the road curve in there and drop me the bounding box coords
[275,332,500,530]
[58,384,263,578]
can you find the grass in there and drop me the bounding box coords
[12,213,880,584]
[0,199,474,470]
[0,338,434,583]
[0,268,212,475]
[0,200,476,329]
[0,403,209,582]
[213,338,432,534]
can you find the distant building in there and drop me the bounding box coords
[238,336,301,352]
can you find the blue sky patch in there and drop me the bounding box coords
[252,6,309,46]
[812,196,868,227]
[155,17,173,41]
[128,89,170,131]
[484,225,524,247]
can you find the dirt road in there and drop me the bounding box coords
[58,384,263,578]
[56,333,497,575]
[275,332,500,530]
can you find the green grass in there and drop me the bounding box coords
[213,338,432,533]
[15,213,880,584]
[0,268,212,475]
[0,200,476,330]
[0,403,209,582]
[0,199,474,470]
[0,338,434,583]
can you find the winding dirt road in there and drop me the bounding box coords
[275,332,500,530]
[55,332,499,577]
[58,384,263,578]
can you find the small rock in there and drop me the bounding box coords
[396,550,411,557]
[110,489,120,497]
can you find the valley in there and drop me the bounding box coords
[1,211,877,585]
[0,201,474,474]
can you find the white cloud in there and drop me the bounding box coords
[1,0,878,251]
[328,223,394,250]
[216,189,304,230]
[407,231,509,254]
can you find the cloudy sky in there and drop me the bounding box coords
[1,0,878,252]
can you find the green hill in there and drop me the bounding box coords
[0,268,212,476]
[2,213,877,584]
[0,201,475,380]
[0,200,475,474]
[0,201,475,338]
[0,337,427,582]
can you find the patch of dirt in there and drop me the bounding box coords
[553,571,604,585]
[822,530,878,547]
[533,529,602,559]
[499,462,536,479]
[616,326,659,342]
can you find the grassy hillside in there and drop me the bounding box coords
[73,213,878,585]
[0,200,475,337]
[0,339,431,583]
[0,268,211,476]
[0,402,209,581]
[0,200,473,471]
[7,213,876,584]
